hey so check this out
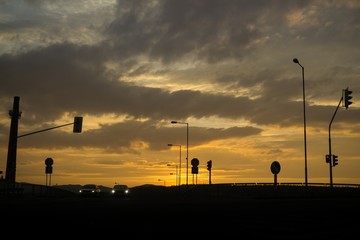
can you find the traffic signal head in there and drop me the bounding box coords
[207,160,212,171]
[332,155,338,167]
[343,88,353,109]
[325,154,330,163]
[73,116,83,133]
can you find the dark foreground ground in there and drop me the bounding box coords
[1,184,360,238]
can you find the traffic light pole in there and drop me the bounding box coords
[4,96,82,184]
[328,96,343,187]
[207,160,212,184]
[17,122,74,138]
[5,96,21,184]
[209,169,211,185]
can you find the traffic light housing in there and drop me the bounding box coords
[332,154,338,167]
[73,116,83,133]
[343,87,353,109]
[325,154,330,163]
[207,160,212,171]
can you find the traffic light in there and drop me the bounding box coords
[332,154,338,167]
[73,116,83,133]
[207,160,212,171]
[343,87,353,109]
[325,154,330,163]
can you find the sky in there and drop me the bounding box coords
[0,0,359,188]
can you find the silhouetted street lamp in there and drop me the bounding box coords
[158,179,166,186]
[167,144,182,185]
[167,164,178,186]
[293,58,308,187]
[171,121,189,185]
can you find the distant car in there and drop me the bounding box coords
[111,184,130,197]
[79,184,101,197]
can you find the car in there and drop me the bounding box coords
[79,184,101,197]
[111,184,130,197]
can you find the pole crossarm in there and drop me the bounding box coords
[17,122,74,138]
[329,97,343,133]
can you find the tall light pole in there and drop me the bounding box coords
[293,58,308,187]
[167,144,181,186]
[171,121,189,185]
[167,164,178,186]
[158,179,166,186]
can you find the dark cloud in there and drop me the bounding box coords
[1,36,358,132]
[105,0,310,64]
[14,119,262,152]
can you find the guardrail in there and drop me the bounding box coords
[229,182,360,188]
[0,180,77,197]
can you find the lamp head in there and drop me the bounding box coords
[167,143,173,146]
[293,58,299,64]
[171,121,178,124]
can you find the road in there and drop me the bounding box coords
[1,192,359,238]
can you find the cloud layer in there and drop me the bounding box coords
[0,0,359,187]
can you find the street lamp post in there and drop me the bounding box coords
[167,144,182,186]
[293,58,308,187]
[171,121,189,185]
[158,179,166,186]
[168,165,178,186]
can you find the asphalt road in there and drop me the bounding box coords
[1,193,359,238]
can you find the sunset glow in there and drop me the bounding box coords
[0,0,359,188]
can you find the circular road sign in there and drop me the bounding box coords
[45,157,54,166]
[191,158,199,166]
[270,161,281,175]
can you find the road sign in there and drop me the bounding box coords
[271,161,281,175]
[191,166,198,174]
[191,158,199,166]
[45,157,54,166]
[45,166,53,174]
[45,158,54,174]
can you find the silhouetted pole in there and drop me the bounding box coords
[274,174,277,187]
[328,97,342,187]
[178,146,181,185]
[186,123,188,185]
[168,143,182,186]
[209,169,212,185]
[293,58,308,187]
[171,121,189,185]
[5,96,21,184]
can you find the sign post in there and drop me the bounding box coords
[191,158,199,185]
[270,161,281,187]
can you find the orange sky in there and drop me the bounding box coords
[0,0,359,188]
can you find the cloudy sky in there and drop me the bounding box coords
[0,0,359,188]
